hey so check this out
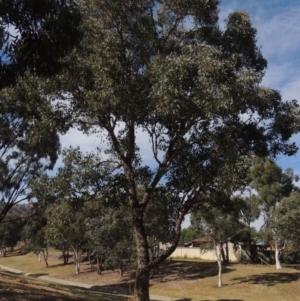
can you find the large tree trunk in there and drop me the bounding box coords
[133,216,150,301]
[135,267,150,301]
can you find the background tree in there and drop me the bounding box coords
[180,227,200,243]
[85,204,136,277]
[28,1,300,300]
[231,192,261,263]
[0,78,62,223]
[250,157,298,269]
[22,203,49,267]
[30,147,114,273]
[275,191,300,262]
[192,194,244,287]
[0,216,25,256]
[46,200,88,274]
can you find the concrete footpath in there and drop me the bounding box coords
[0,264,183,301]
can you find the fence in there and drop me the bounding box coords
[170,243,241,262]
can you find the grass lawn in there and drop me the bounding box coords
[1,250,300,300]
[150,259,300,301]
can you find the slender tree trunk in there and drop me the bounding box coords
[62,246,69,265]
[67,248,69,264]
[96,254,102,275]
[275,241,282,269]
[38,251,41,262]
[88,251,93,268]
[119,261,123,277]
[42,249,49,267]
[215,242,223,288]
[225,240,229,263]
[220,246,226,263]
[72,247,81,274]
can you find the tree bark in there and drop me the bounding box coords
[135,267,150,301]
[131,203,151,301]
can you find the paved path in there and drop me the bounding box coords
[0,264,183,301]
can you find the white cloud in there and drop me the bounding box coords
[59,128,100,153]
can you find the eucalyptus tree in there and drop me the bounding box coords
[0,77,62,224]
[38,1,299,299]
[275,192,300,260]
[0,216,25,256]
[191,194,245,287]
[22,203,50,267]
[85,203,136,276]
[250,157,298,269]
[46,200,88,274]
[31,147,115,273]
[0,0,82,88]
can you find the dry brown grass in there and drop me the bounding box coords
[1,250,300,301]
[150,259,300,301]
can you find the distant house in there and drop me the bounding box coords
[171,235,241,262]
[191,235,213,248]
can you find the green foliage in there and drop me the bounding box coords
[0,75,63,223]
[180,227,199,242]
[0,0,82,86]
[275,191,300,250]
[22,203,48,256]
[250,157,298,233]
[0,216,25,250]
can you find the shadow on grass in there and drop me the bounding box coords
[2,250,22,257]
[151,261,235,282]
[48,261,75,268]
[29,273,48,278]
[90,281,135,295]
[232,272,300,286]
[202,299,243,301]
[0,271,128,301]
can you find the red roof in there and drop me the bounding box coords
[191,235,213,243]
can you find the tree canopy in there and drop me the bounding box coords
[0,0,82,87]
[11,1,300,300]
